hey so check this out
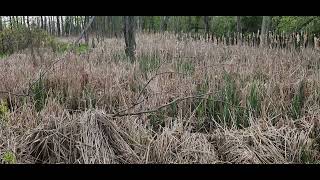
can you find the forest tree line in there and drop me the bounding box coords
[1,16,319,62]
[1,16,320,37]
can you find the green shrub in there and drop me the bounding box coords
[148,111,166,132]
[291,80,305,119]
[2,151,16,164]
[82,87,97,109]
[247,81,262,117]
[174,60,195,75]
[112,52,128,63]
[139,53,161,75]
[0,53,8,59]
[30,77,47,112]
[0,26,54,56]
[0,100,9,121]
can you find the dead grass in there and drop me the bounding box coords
[0,32,320,164]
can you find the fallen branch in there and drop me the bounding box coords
[111,91,248,118]
[111,92,213,117]
[0,90,29,97]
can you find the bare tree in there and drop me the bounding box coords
[56,16,60,36]
[40,16,44,29]
[0,16,2,31]
[123,16,136,62]
[22,16,26,27]
[74,16,96,45]
[261,16,271,47]
[44,16,47,31]
[84,16,89,45]
[236,16,242,33]
[26,16,30,29]
[204,16,210,34]
[9,16,12,29]
[161,16,169,31]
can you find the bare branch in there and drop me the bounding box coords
[74,16,96,45]
[111,92,214,117]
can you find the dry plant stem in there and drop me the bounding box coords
[111,92,214,117]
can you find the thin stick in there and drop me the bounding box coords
[112,92,213,117]
[0,90,29,97]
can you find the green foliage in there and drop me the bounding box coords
[291,80,305,119]
[275,16,320,34]
[82,87,97,109]
[221,75,235,124]
[241,16,263,33]
[0,25,54,55]
[0,53,7,59]
[300,144,317,164]
[76,44,89,54]
[216,73,244,127]
[168,101,178,118]
[143,16,162,32]
[2,151,16,164]
[111,52,127,63]
[0,100,9,121]
[192,73,248,128]
[139,53,161,75]
[247,81,262,117]
[52,41,89,55]
[30,77,47,112]
[174,60,195,75]
[195,77,210,118]
[211,16,236,37]
[148,111,166,132]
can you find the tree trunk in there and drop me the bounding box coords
[195,16,201,33]
[15,16,19,26]
[56,16,61,36]
[48,17,52,34]
[23,16,26,27]
[65,16,72,36]
[204,16,210,34]
[40,16,44,29]
[188,16,192,32]
[136,16,141,32]
[123,16,136,63]
[26,16,30,29]
[0,16,2,31]
[261,16,271,47]
[161,16,169,31]
[84,16,89,45]
[61,16,64,36]
[44,16,47,31]
[74,16,95,45]
[236,16,242,33]
[9,16,12,29]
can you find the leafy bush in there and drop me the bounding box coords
[0,26,54,56]
[2,151,16,164]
